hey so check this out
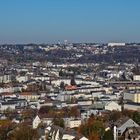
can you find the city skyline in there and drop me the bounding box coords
[0,0,140,44]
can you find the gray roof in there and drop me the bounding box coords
[114,117,130,127]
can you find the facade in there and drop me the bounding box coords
[0,102,16,111]
[105,101,122,111]
[108,43,126,47]
[64,118,81,128]
[0,99,27,111]
[0,74,11,83]
[16,75,28,83]
[124,103,140,111]
[133,75,140,81]
[0,87,22,93]
[124,91,140,103]
[77,100,93,106]
[81,109,99,119]
[45,125,88,140]
[32,115,41,129]
[19,92,40,102]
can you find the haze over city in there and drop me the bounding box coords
[0,0,140,44]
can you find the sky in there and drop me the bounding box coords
[0,0,140,44]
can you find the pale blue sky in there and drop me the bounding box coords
[0,0,140,43]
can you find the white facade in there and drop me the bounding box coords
[80,138,88,140]
[32,76,50,81]
[0,87,22,93]
[81,110,99,119]
[133,75,140,81]
[78,100,92,106]
[103,87,113,94]
[16,75,28,83]
[51,79,100,87]
[0,103,16,111]
[45,125,89,140]
[105,101,122,111]
[108,43,125,47]
[65,118,81,128]
[62,134,75,140]
[0,75,11,83]
[32,115,41,129]
[19,94,40,102]
[73,93,92,99]
[124,92,135,102]
[1,93,16,98]
[42,118,53,125]
[124,104,140,111]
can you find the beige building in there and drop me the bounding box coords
[124,91,140,103]
[0,74,11,83]
[103,87,113,94]
[133,75,140,81]
[19,92,40,102]
[65,118,81,128]
[105,101,122,111]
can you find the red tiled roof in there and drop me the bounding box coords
[20,92,34,96]
[65,85,77,91]
[2,92,14,96]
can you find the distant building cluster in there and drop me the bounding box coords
[0,42,140,139]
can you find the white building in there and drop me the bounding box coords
[51,79,100,87]
[124,103,140,111]
[108,43,125,47]
[64,118,81,128]
[45,125,88,140]
[105,101,122,111]
[0,87,22,93]
[78,100,93,106]
[0,102,16,111]
[124,91,140,103]
[16,75,28,83]
[0,74,11,83]
[133,75,140,81]
[32,115,41,129]
[81,110,99,119]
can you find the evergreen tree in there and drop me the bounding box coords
[60,81,65,90]
[70,76,76,86]
[132,111,140,125]
[103,130,114,140]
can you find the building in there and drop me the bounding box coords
[0,74,11,83]
[16,75,28,83]
[124,91,140,103]
[19,92,40,102]
[133,75,140,81]
[33,115,53,130]
[114,117,139,139]
[105,101,122,111]
[45,125,88,140]
[77,99,93,106]
[108,43,125,47]
[32,115,41,129]
[64,118,81,128]
[0,102,17,111]
[124,103,140,111]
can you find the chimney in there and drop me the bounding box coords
[114,125,117,140]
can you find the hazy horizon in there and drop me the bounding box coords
[0,0,140,44]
